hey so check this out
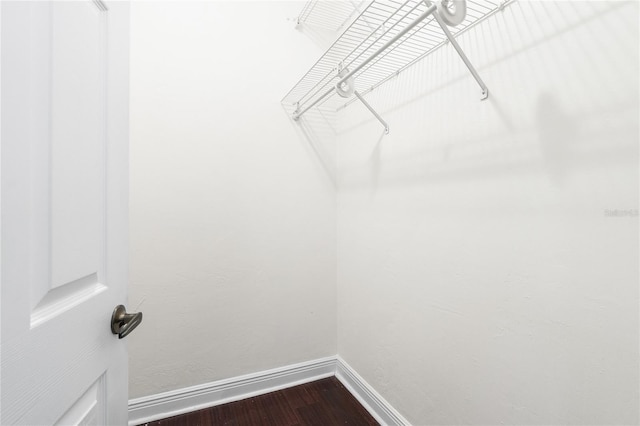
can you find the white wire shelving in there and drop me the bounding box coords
[283,0,511,132]
[297,0,368,33]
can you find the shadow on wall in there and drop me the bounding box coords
[536,92,573,185]
[282,104,338,187]
[296,22,341,51]
[330,0,639,190]
[294,0,363,50]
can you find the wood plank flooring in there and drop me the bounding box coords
[138,377,379,426]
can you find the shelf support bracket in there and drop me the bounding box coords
[291,0,491,128]
[354,90,389,134]
[426,0,489,100]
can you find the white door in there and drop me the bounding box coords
[1,1,134,425]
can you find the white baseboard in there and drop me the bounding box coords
[127,356,337,426]
[335,356,410,426]
[128,355,409,426]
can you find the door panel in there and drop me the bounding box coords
[55,375,106,426]
[50,1,105,291]
[1,1,130,424]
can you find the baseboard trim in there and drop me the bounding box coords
[335,356,410,426]
[127,356,337,426]
[128,355,409,426]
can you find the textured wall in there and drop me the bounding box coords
[336,1,639,424]
[128,1,336,399]
[129,1,639,422]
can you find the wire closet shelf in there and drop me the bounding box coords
[282,0,509,133]
[296,0,368,32]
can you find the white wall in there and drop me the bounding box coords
[128,1,336,399]
[336,1,639,424]
[130,1,639,422]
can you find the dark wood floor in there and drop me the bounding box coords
[138,377,379,426]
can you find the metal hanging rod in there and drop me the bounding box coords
[335,2,438,88]
[292,0,440,129]
[283,0,509,133]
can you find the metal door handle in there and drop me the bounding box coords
[111,305,143,339]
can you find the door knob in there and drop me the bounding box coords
[111,305,143,339]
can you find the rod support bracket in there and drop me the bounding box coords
[429,4,491,102]
[354,90,390,134]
